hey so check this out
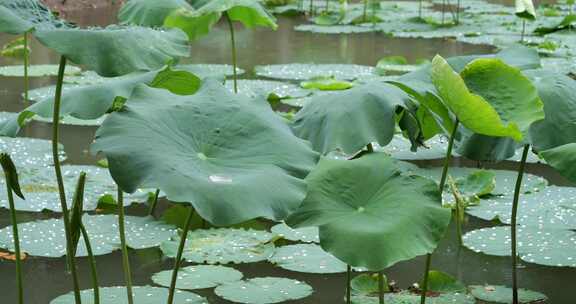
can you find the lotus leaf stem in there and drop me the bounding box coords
[167,206,196,304]
[23,31,29,104]
[420,119,459,304]
[224,13,238,94]
[363,0,368,20]
[378,271,385,304]
[53,55,82,304]
[4,164,23,304]
[520,20,526,43]
[511,144,530,304]
[346,265,351,304]
[117,189,134,304]
[148,189,161,216]
[80,223,100,304]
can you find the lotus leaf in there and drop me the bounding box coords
[268,243,347,273]
[152,265,243,290]
[50,286,207,304]
[270,222,319,243]
[255,63,375,80]
[469,285,547,303]
[214,277,313,304]
[118,0,193,26]
[0,64,81,77]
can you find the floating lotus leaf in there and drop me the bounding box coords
[381,135,450,160]
[0,136,65,168]
[469,285,547,303]
[118,0,193,26]
[463,226,576,267]
[0,0,69,34]
[161,228,275,264]
[540,143,576,184]
[50,286,207,304]
[467,186,576,229]
[92,80,318,225]
[214,277,313,304]
[0,214,176,257]
[225,79,308,100]
[33,114,107,126]
[178,63,245,77]
[352,291,475,304]
[287,153,451,271]
[291,83,414,154]
[270,222,319,243]
[425,271,466,293]
[255,63,375,80]
[64,71,108,85]
[34,26,190,77]
[295,24,377,34]
[152,265,243,290]
[300,76,354,91]
[268,243,347,273]
[0,111,16,123]
[0,64,81,77]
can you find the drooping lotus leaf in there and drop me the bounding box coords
[214,277,313,304]
[270,222,319,243]
[254,63,375,80]
[431,56,523,141]
[515,0,536,20]
[152,265,243,290]
[352,291,475,304]
[469,285,547,304]
[286,153,451,270]
[291,82,414,155]
[0,165,152,212]
[424,271,466,293]
[160,228,275,264]
[527,71,576,152]
[32,114,107,126]
[268,243,347,273]
[118,0,193,26]
[0,136,65,168]
[50,286,208,304]
[462,226,576,267]
[0,0,69,34]
[0,64,81,77]
[164,8,221,41]
[0,214,176,257]
[534,14,576,35]
[92,80,318,225]
[540,143,576,184]
[34,26,190,77]
[466,186,576,229]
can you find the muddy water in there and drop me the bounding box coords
[0,3,573,304]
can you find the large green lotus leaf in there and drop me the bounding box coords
[152,265,243,290]
[0,136,65,168]
[160,228,275,264]
[92,80,318,225]
[118,0,193,26]
[515,0,536,20]
[268,243,347,274]
[463,226,576,267]
[286,153,451,270]
[32,114,107,126]
[460,58,545,143]
[469,285,547,304]
[0,165,152,212]
[540,143,576,184]
[0,64,81,77]
[164,8,221,41]
[527,71,576,152]
[431,55,522,141]
[0,214,176,257]
[254,63,375,81]
[34,25,190,77]
[50,286,207,304]
[197,0,277,29]
[0,0,68,34]
[291,83,412,155]
[270,222,319,243]
[352,291,475,304]
[214,277,313,304]
[467,186,576,229]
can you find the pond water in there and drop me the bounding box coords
[0,2,574,304]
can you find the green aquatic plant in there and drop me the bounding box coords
[0,153,25,304]
[515,0,536,42]
[164,0,277,92]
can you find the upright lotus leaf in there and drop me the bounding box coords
[164,9,221,41]
[118,0,193,26]
[0,0,68,34]
[34,26,190,77]
[431,55,523,142]
[291,82,414,155]
[286,153,451,271]
[540,144,576,184]
[92,80,318,226]
[528,70,576,152]
[515,0,536,20]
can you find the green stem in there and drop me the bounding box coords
[117,189,134,304]
[23,32,29,104]
[441,0,446,25]
[366,143,374,153]
[420,119,459,304]
[418,0,422,18]
[456,0,460,24]
[5,174,23,304]
[511,144,530,304]
[378,271,385,304]
[80,223,100,304]
[363,0,368,20]
[520,20,526,43]
[346,265,351,304]
[325,0,329,12]
[310,0,314,15]
[225,13,238,94]
[53,56,82,304]
[148,189,161,216]
[167,206,196,304]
